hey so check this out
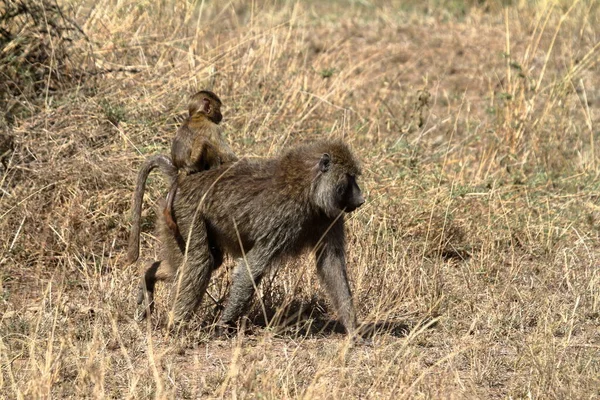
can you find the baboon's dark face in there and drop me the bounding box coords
[208,105,223,124]
[314,153,364,217]
[337,174,364,212]
[201,97,223,124]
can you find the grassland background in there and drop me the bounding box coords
[1,0,599,398]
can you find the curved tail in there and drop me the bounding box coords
[127,154,177,264]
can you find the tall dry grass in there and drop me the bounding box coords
[1,0,599,398]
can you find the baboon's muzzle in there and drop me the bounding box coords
[345,190,365,212]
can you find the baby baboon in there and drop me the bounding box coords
[126,154,177,264]
[127,90,237,264]
[138,139,365,336]
[171,90,236,173]
[165,90,238,233]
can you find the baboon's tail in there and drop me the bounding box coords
[126,154,177,264]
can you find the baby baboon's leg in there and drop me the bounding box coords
[163,180,179,234]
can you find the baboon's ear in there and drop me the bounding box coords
[319,153,331,172]
[202,98,211,113]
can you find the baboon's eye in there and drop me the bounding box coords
[336,176,348,197]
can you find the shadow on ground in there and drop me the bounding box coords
[136,292,437,341]
[239,297,434,339]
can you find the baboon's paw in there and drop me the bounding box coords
[213,322,237,339]
[135,286,154,322]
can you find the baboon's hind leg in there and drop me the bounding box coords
[135,260,174,321]
[218,250,270,330]
[170,220,215,323]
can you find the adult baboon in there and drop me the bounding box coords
[138,139,365,336]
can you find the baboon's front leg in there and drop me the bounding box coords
[315,220,357,335]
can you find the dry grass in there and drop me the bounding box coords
[1,0,600,398]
